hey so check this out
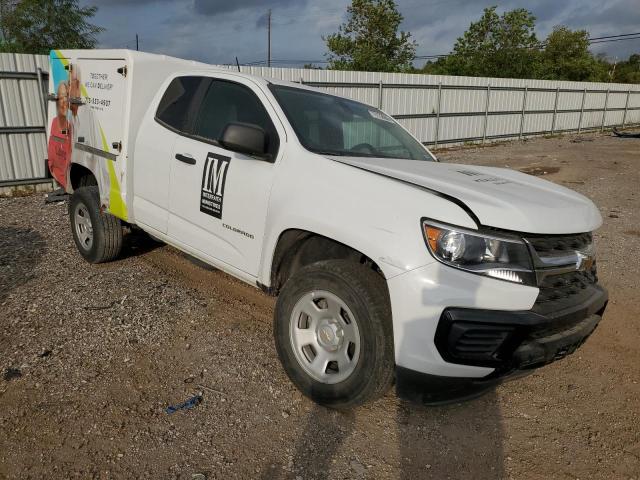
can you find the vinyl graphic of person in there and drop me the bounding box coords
[47,80,72,187]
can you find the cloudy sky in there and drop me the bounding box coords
[82,0,640,67]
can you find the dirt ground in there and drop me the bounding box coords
[1,132,639,480]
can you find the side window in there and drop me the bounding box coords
[193,80,280,157]
[156,76,208,132]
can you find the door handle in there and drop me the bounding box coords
[175,153,196,165]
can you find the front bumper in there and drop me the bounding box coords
[393,276,607,404]
[387,260,607,404]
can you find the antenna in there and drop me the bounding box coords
[235,56,241,72]
[136,34,139,51]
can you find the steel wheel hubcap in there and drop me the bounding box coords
[289,290,360,384]
[74,203,93,251]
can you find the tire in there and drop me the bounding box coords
[69,186,123,263]
[274,260,394,408]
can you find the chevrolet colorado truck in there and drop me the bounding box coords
[46,49,607,407]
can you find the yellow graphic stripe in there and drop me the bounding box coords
[98,126,128,221]
[53,50,68,66]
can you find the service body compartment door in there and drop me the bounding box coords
[68,55,128,219]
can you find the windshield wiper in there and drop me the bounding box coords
[339,151,406,160]
[310,149,354,157]
[310,148,418,160]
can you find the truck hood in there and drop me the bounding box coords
[328,156,602,234]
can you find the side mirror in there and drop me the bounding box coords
[220,122,269,159]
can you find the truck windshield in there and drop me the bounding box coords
[269,84,433,161]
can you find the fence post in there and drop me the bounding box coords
[434,81,442,148]
[601,89,609,132]
[622,89,631,128]
[482,83,491,144]
[519,86,528,140]
[578,87,586,134]
[551,87,559,135]
[378,80,384,109]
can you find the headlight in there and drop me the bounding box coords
[422,220,535,285]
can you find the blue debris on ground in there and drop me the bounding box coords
[165,394,203,414]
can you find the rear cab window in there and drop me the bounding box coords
[155,76,209,133]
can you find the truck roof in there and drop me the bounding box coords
[54,48,315,91]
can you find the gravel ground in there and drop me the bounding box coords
[1,132,639,479]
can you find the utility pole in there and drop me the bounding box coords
[609,57,617,81]
[267,9,271,67]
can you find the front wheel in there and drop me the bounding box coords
[69,186,123,263]
[274,260,394,408]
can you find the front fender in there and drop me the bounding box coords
[258,153,477,285]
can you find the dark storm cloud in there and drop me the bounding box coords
[562,0,640,30]
[256,11,270,27]
[400,0,574,31]
[193,0,305,15]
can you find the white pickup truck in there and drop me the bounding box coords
[47,50,607,407]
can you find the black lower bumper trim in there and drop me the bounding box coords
[513,313,600,368]
[434,285,608,370]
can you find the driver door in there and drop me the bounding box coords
[167,75,283,278]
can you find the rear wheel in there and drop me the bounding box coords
[69,186,123,263]
[274,260,394,408]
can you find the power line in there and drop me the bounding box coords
[588,32,640,41]
[589,36,640,45]
[241,59,329,66]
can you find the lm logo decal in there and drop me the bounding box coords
[200,152,231,219]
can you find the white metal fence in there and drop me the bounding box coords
[224,65,640,147]
[1,52,639,185]
[0,53,49,185]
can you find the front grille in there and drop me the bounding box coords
[536,263,598,304]
[526,232,592,255]
[525,232,600,317]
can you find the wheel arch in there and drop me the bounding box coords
[69,162,98,191]
[263,228,387,296]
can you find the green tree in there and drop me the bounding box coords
[538,26,608,81]
[325,0,416,72]
[1,0,102,54]
[0,0,17,50]
[422,6,540,78]
[612,53,640,84]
